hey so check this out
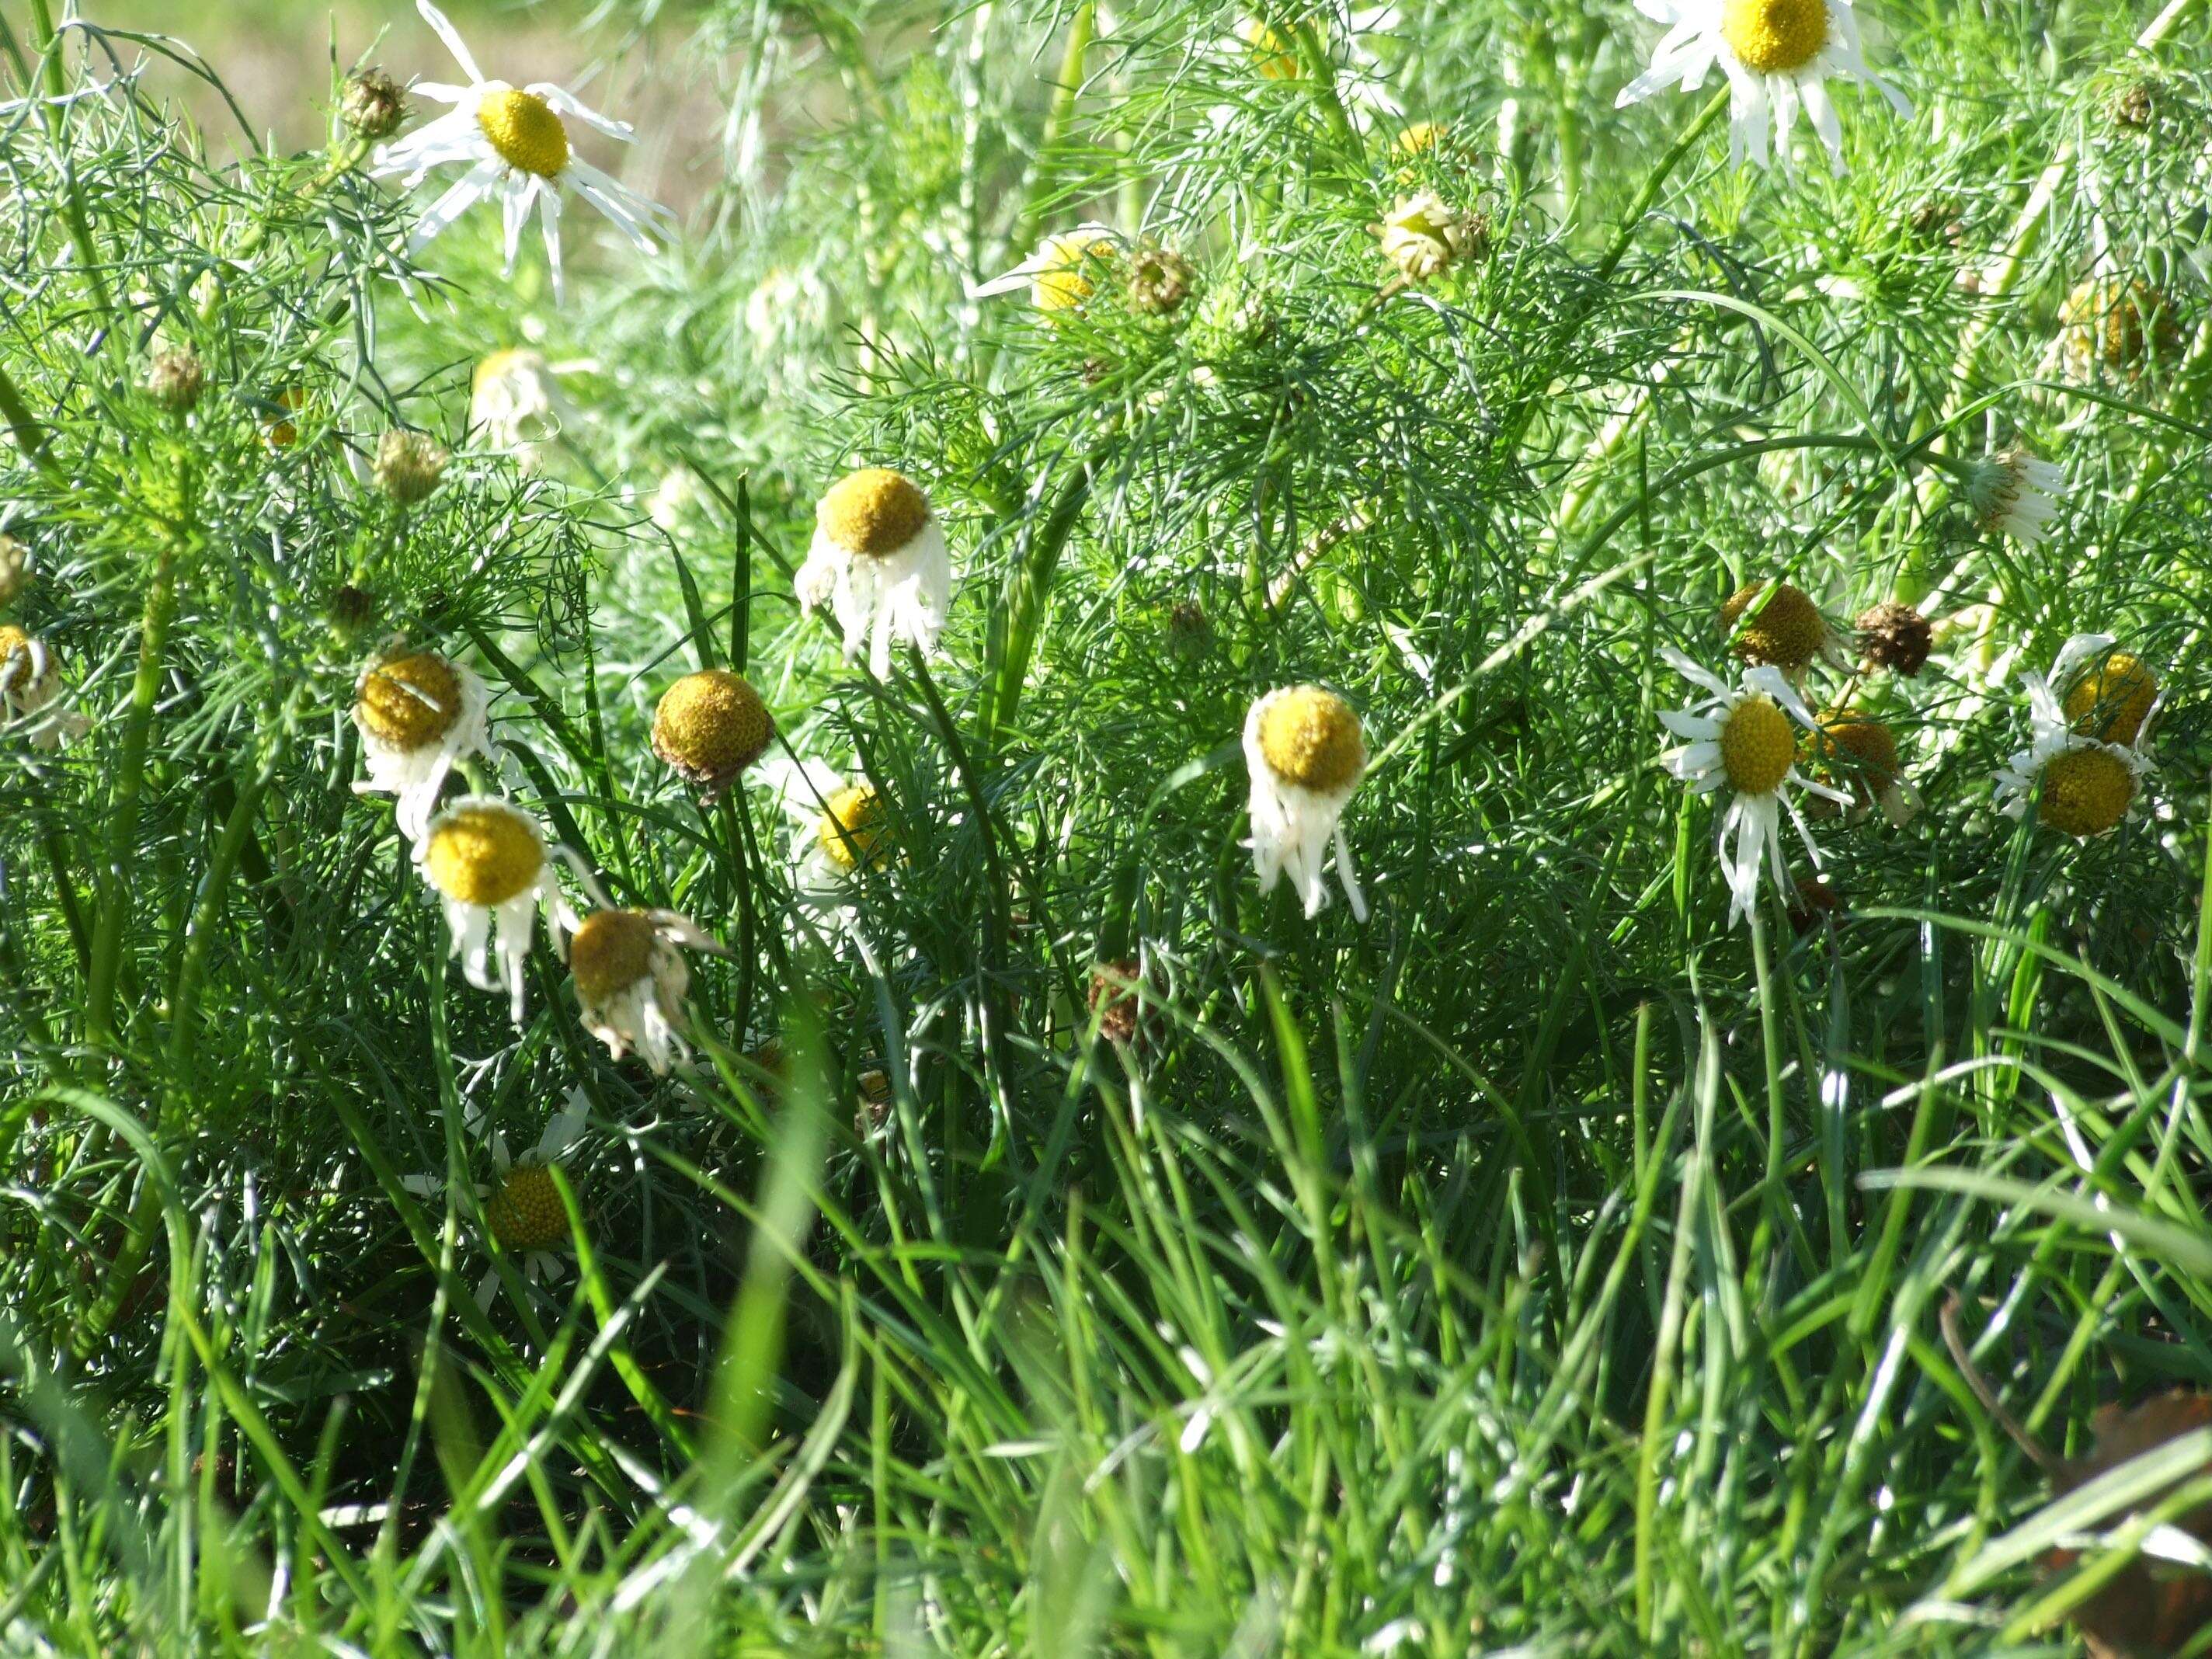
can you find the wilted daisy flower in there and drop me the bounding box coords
[651,668,773,797]
[795,468,952,677]
[1720,580,1834,673]
[1993,635,2161,838]
[405,1092,590,1309]
[765,756,893,920]
[1658,649,1849,927]
[415,797,576,1022]
[470,347,569,461]
[1806,707,1920,826]
[2058,277,2182,381]
[1855,600,1932,676]
[1243,685,1369,920]
[567,906,714,1074]
[973,224,1119,314]
[370,1,673,301]
[1376,190,1486,283]
[1615,0,1910,173]
[0,627,87,750]
[1963,448,2064,545]
[351,649,493,841]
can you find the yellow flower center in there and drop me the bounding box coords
[1720,696,1796,796]
[476,86,569,179]
[652,669,772,784]
[356,652,463,753]
[568,908,657,1001]
[1806,708,1900,800]
[2061,280,2180,370]
[485,1163,569,1252]
[266,387,308,449]
[1395,121,1443,157]
[1720,0,1829,75]
[817,784,889,871]
[1258,687,1365,793]
[2039,746,2134,837]
[1031,231,1116,314]
[0,624,47,694]
[2064,651,2158,746]
[1237,17,1304,80]
[817,468,931,558]
[423,804,544,907]
[1721,581,1826,671]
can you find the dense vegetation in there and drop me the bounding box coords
[4,0,2212,1650]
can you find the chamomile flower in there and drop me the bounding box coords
[404,1092,590,1309]
[567,906,715,1074]
[1962,448,2065,545]
[1614,0,1910,175]
[2057,277,2182,383]
[795,468,952,677]
[1657,648,1850,927]
[351,648,494,840]
[1720,580,1835,673]
[1243,686,1369,920]
[415,797,576,1022]
[765,756,894,921]
[972,224,1120,314]
[1993,635,2162,837]
[1805,707,1921,826]
[1376,190,1486,283]
[470,347,570,462]
[370,1,673,302]
[0,627,88,750]
[652,668,774,797]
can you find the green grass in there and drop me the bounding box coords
[4,0,2212,1652]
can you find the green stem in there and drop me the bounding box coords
[980,433,1120,750]
[0,361,57,476]
[86,541,181,1044]
[168,729,294,1074]
[1014,2,1097,251]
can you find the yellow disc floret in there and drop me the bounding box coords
[1259,687,1365,793]
[817,784,889,871]
[1807,708,1901,801]
[2064,650,2158,746]
[423,804,544,907]
[485,1164,569,1251]
[2061,278,2181,373]
[2039,746,2135,837]
[0,624,46,694]
[1721,582,1827,671]
[1720,697,1796,795]
[356,652,463,753]
[476,86,569,178]
[1236,16,1304,80]
[568,909,656,1001]
[1031,231,1116,313]
[1720,0,1829,75]
[817,468,931,558]
[652,669,772,787]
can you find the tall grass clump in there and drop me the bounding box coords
[5,0,2212,1650]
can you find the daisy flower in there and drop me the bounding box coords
[405,1091,590,1309]
[1657,648,1849,927]
[1805,707,1921,827]
[1719,580,1838,674]
[0,627,88,750]
[1962,448,2065,546]
[470,347,571,463]
[351,648,494,841]
[972,224,1121,314]
[1993,635,2162,838]
[567,906,715,1074]
[795,468,952,678]
[651,667,774,798]
[415,796,578,1022]
[370,1,673,301]
[1614,0,1910,174]
[1243,685,1369,920]
[764,756,894,924]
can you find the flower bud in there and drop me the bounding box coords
[342,68,407,140]
[374,430,448,504]
[144,346,204,413]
